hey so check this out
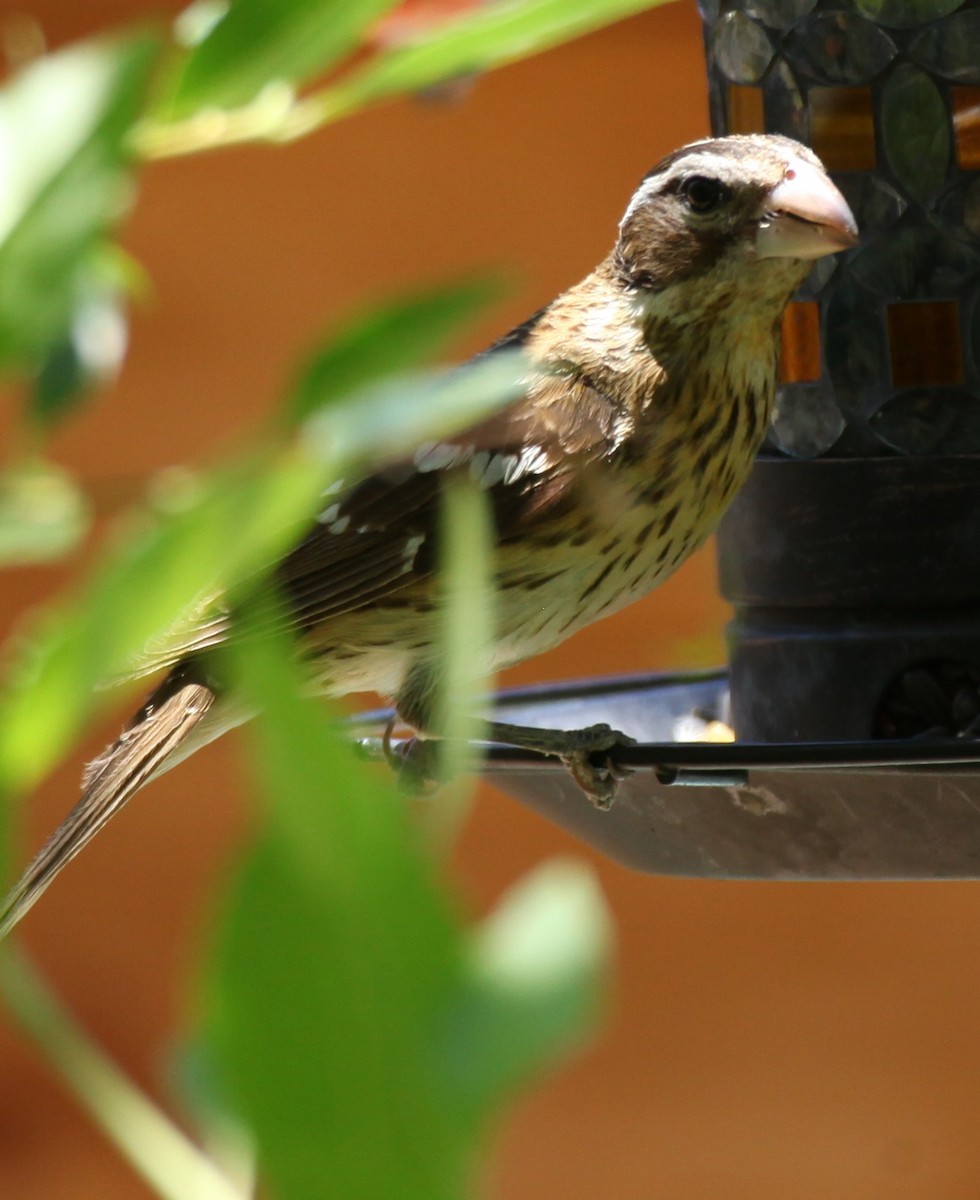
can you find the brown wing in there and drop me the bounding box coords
[125,309,627,673]
[275,353,628,627]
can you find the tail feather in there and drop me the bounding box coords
[0,668,216,939]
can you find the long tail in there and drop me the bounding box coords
[0,663,216,939]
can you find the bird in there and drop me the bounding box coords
[0,134,857,937]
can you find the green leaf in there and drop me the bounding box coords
[204,612,471,1200]
[321,0,672,119]
[0,462,91,566]
[0,950,248,1200]
[300,347,526,468]
[0,33,157,375]
[428,473,493,824]
[443,859,612,1113]
[165,0,401,119]
[288,277,501,424]
[202,602,611,1200]
[0,281,519,798]
[0,451,324,798]
[31,246,131,425]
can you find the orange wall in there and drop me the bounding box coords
[4,4,980,1199]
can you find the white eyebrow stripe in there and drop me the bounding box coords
[621,147,778,227]
[620,176,664,228]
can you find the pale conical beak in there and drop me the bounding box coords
[755,156,859,261]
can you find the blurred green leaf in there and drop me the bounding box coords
[0,34,157,379]
[204,598,610,1200]
[136,0,671,157]
[0,281,519,798]
[32,249,131,425]
[0,949,248,1200]
[301,347,525,467]
[0,462,91,566]
[0,451,324,798]
[442,859,611,1112]
[165,0,401,119]
[321,0,670,119]
[205,611,469,1200]
[33,338,94,423]
[288,277,501,424]
[429,473,493,828]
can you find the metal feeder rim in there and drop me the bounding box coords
[351,667,980,785]
[360,735,980,781]
[350,666,729,727]
[474,738,980,777]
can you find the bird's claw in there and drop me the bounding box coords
[382,718,441,796]
[388,736,442,796]
[557,724,635,811]
[382,717,635,808]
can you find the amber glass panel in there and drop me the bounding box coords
[809,86,876,171]
[779,301,821,384]
[727,84,765,134]
[887,301,963,387]
[952,87,980,170]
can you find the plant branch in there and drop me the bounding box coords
[0,947,248,1200]
[130,84,344,161]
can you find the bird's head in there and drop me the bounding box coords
[615,134,857,301]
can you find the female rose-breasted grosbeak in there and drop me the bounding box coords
[1,134,856,935]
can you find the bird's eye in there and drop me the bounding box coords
[681,176,729,213]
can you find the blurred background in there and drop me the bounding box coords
[3,1,980,1197]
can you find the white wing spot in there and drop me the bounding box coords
[475,452,509,489]
[316,502,341,525]
[414,442,472,473]
[502,444,551,485]
[401,533,425,571]
[469,451,490,484]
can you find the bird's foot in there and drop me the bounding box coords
[557,725,635,811]
[383,717,636,808]
[487,720,636,810]
[382,718,441,796]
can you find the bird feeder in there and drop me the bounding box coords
[369,0,980,878]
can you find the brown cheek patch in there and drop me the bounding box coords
[621,207,720,289]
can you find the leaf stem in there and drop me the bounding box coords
[0,947,247,1200]
[130,87,345,161]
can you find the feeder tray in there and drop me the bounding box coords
[357,672,980,881]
